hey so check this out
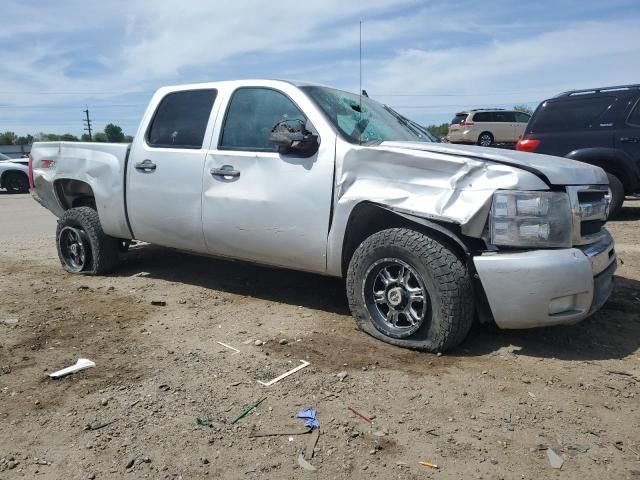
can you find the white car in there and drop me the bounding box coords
[0,153,30,193]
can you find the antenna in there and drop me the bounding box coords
[359,20,362,145]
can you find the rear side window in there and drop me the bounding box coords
[220,88,306,151]
[515,112,531,123]
[494,111,515,122]
[472,112,493,122]
[627,98,640,126]
[451,113,468,124]
[530,97,614,133]
[147,89,217,148]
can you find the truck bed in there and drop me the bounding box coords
[30,141,133,239]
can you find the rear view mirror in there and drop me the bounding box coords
[269,120,319,157]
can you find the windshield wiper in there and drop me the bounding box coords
[383,105,426,138]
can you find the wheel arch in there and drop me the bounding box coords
[0,168,28,187]
[54,178,97,210]
[566,147,638,194]
[340,201,474,278]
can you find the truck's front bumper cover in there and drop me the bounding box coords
[473,231,616,329]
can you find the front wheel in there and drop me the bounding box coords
[346,228,474,352]
[606,173,624,219]
[56,207,120,275]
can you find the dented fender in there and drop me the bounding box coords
[325,139,549,276]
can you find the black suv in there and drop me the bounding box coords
[517,84,640,217]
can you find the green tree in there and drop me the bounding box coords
[15,136,30,146]
[513,104,533,115]
[0,131,17,145]
[426,123,449,139]
[59,133,79,141]
[81,134,92,142]
[94,132,108,142]
[123,135,134,143]
[104,123,124,143]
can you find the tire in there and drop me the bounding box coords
[477,132,494,147]
[3,172,29,193]
[56,207,120,275]
[346,228,474,352]
[606,173,624,219]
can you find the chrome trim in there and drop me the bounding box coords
[566,185,608,246]
[580,229,616,276]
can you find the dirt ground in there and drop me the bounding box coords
[1,197,639,480]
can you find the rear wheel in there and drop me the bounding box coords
[56,207,120,275]
[3,172,29,193]
[477,132,494,147]
[346,228,474,352]
[606,173,624,219]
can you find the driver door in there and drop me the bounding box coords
[202,86,335,273]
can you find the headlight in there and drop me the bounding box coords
[490,191,572,248]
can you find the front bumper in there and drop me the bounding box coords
[473,230,616,329]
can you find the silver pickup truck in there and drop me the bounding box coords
[30,79,616,352]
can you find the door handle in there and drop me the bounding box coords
[211,165,240,179]
[134,159,157,172]
[620,137,640,143]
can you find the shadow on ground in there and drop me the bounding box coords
[612,200,640,221]
[115,244,640,362]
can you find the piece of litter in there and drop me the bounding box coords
[49,358,95,379]
[296,407,320,429]
[547,448,564,469]
[150,300,166,306]
[249,428,311,438]
[297,453,316,471]
[216,341,240,355]
[0,318,18,327]
[528,392,536,399]
[84,419,118,431]
[305,428,321,460]
[419,461,439,469]
[257,360,310,387]
[230,397,266,425]
[347,406,372,423]
[196,417,214,428]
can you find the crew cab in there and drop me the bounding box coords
[30,80,617,352]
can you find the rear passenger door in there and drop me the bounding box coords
[616,95,640,174]
[127,89,218,252]
[494,111,516,142]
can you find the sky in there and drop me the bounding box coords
[1,0,640,137]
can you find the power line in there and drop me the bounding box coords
[0,104,145,109]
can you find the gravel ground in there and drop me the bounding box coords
[1,196,639,479]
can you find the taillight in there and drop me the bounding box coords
[461,121,475,126]
[41,160,56,169]
[516,138,540,152]
[28,154,34,188]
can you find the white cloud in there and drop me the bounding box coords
[1,1,639,133]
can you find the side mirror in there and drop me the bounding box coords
[269,120,319,157]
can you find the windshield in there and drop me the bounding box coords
[301,86,432,145]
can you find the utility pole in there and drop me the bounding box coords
[83,107,93,140]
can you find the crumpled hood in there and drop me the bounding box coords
[379,141,608,186]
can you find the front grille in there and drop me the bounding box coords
[567,186,608,246]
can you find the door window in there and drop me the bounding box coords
[494,111,515,122]
[219,88,306,151]
[530,98,614,133]
[472,112,493,122]
[147,89,217,148]
[515,112,531,123]
[627,98,640,126]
